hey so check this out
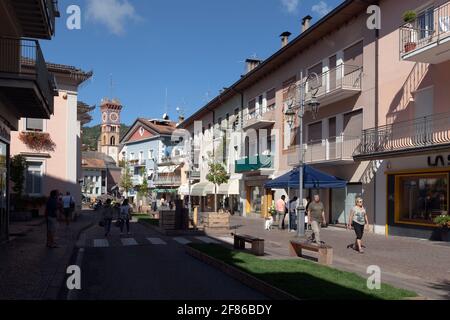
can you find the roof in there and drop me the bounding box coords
[82,158,106,169]
[82,151,119,169]
[78,101,95,126]
[46,62,93,84]
[120,118,177,144]
[180,0,375,128]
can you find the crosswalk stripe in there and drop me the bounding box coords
[93,239,109,248]
[195,236,219,244]
[147,238,167,245]
[121,238,138,246]
[217,237,234,244]
[173,237,191,245]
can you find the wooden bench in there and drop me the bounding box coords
[289,241,333,265]
[233,234,265,256]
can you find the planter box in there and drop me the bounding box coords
[202,212,230,232]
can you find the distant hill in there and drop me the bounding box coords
[81,124,130,151]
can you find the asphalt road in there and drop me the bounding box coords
[74,220,266,300]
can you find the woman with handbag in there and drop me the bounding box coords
[119,199,132,235]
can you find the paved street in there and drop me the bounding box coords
[214,215,450,300]
[74,215,266,300]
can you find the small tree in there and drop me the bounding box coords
[120,161,133,198]
[206,161,229,213]
[10,155,27,197]
[137,167,149,207]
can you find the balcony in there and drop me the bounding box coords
[305,64,363,107]
[0,38,56,118]
[235,155,273,174]
[288,135,361,166]
[131,176,143,186]
[158,154,185,166]
[129,159,146,166]
[153,175,182,187]
[243,104,277,130]
[400,2,450,64]
[9,0,60,39]
[354,113,450,160]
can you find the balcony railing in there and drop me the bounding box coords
[288,135,361,166]
[235,155,273,173]
[305,64,362,105]
[400,2,450,63]
[354,113,450,159]
[153,175,182,186]
[0,37,56,115]
[245,103,277,123]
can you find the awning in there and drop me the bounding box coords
[178,184,190,196]
[265,165,347,189]
[217,179,240,195]
[190,182,215,197]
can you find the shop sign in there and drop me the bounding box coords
[0,120,11,144]
[428,155,450,167]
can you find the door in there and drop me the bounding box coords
[331,184,362,224]
[414,87,434,146]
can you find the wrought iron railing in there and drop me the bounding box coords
[244,103,277,123]
[400,1,450,57]
[0,37,56,114]
[355,113,450,157]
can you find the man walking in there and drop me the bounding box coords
[276,195,286,230]
[307,194,326,245]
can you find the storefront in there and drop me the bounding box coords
[383,154,450,240]
[0,119,11,242]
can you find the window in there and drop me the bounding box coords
[308,121,323,143]
[344,41,363,74]
[396,173,448,225]
[148,149,154,160]
[343,109,363,137]
[266,88,276,110]
[26,119,44,132]
[416,6,434,39]
[130,153,135,161]
[258,95,263,114]
[248,99,256,117]
[25,162,43,195]
[95,187,99,195]
[110,136,116,146]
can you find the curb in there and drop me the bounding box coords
[185,245,299,301]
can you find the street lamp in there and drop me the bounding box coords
[284,72,321,238]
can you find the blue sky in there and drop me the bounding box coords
[41,0,343,126]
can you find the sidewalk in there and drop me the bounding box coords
[0,210,95,300]
[209,216,450,300]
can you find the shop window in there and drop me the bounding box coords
[396,173,449,225]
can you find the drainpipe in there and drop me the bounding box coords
[373,4,380,232]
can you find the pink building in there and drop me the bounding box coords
[182,0,450,240]
[10,64,92,215]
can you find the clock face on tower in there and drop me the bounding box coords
[102,112,108,123]
[110,112,119,123]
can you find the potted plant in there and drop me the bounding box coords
[19,132,56,152]
[434,215,450,242]
[403,10,418,53]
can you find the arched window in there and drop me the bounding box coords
[110,136,116,146]
[103,135,107,145]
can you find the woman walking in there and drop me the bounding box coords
[120,199,132,235]
[347,197,369,253]
[102,199,114,237]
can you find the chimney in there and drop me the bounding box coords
[178,115,185,124]
[280,31,292,48]
[245,58,262,74]
[302,15,313,33]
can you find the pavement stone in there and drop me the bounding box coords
[0,210,95,300]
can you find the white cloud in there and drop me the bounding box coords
[85,0,141,36]
[312,1,332,17]
[281,0,299,14]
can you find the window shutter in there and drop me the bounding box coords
[248,99,256,114]
[26,118,44,131]
[266,88,276,107]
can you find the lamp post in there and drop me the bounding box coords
[284,72,321,237]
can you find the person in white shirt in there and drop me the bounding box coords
[119,199,132,235]
[62,192,74,227]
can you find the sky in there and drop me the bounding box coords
[41,0,343,126]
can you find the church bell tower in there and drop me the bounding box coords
[98,98,122,163]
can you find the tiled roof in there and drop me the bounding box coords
[82,158,106,169]
[138,118,177,135]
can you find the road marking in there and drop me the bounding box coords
[173,237,191,245]
[121,238,138,246]
[196,236,219,244]
[93,239,109,248]
[147,238,167,245]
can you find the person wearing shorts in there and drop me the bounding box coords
[348,197,369,254]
